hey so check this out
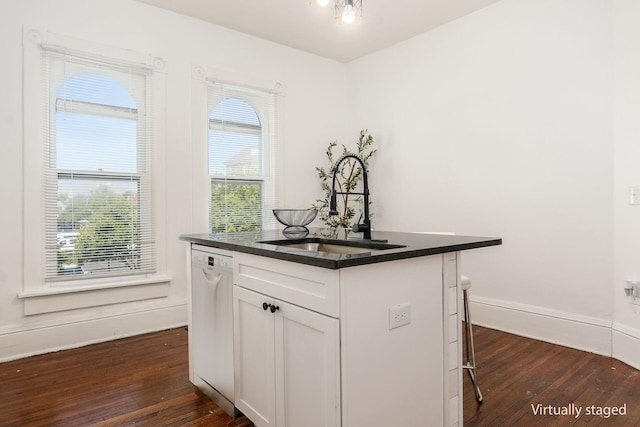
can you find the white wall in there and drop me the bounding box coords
[348,0,615,354]
[0,0,348,361]
[612,0,640,367]
[4,0,639,367]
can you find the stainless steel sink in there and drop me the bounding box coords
[261,238,405,255]
[283,242,380,254]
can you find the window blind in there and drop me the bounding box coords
[207,82,278,232]
[42,49,155,281]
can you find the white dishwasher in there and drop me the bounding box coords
[191,245,238,417]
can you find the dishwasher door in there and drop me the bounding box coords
[191,248,235,416]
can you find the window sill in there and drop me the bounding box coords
[18,275,172,316]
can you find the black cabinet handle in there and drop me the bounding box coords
[262,302,280,313]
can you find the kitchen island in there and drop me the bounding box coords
[180,229,501,427]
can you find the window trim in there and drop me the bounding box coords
[18,275,172,316]
[191,65,285,234]
[22,27,168,298]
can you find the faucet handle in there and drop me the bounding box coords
[352,219,369,234]
[352,223,369,233]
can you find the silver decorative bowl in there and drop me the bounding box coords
[273,209,317,236]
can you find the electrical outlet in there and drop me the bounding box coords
[630,186,640,205]
[389,304,411,330]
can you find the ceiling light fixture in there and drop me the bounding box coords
[335,0,362,25]
[312,0,331,7]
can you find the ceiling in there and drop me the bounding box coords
[135,0,502,63]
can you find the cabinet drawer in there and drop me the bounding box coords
[234,252,340,317]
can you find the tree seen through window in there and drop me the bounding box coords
[52,69,150,277]
[209,95,264,233]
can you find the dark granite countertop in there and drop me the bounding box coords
[180,228,501,270]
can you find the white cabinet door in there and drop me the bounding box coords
[274,300,340,427]
[233,286,276,427]
[234,285,341,427]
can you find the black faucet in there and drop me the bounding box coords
[329,153,371,240]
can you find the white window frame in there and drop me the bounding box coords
[208,84,271,232]
[21,28,169,314]
[191,65,285,233]
[45,54,154,282]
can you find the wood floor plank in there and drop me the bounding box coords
[1,325,639,426]
[464,325,640,426]
[0,328,253,427]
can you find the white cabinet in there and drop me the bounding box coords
[233,286,276,426]
[232,251,461,427]
[233,285,341,427]
[338,254,451,427]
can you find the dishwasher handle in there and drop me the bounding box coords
[201,268,224,290]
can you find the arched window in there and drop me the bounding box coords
[207,84,276,232]
[45,54,154,280]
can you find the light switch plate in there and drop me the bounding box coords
[629,186,640,205]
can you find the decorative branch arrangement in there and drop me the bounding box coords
[312,130,376,229]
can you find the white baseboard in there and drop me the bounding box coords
[5,296,640,374]
[469,295,612,357]
[0,304,187,363]
[612,322,640,370]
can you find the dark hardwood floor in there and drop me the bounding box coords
[464,325,640,426]
[0,327,251,427]
[1,325,638,426]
